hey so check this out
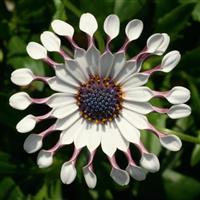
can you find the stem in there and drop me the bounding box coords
[160,128,200,144]
[62,0,105,52]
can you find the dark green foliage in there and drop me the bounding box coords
[0,0,200,199]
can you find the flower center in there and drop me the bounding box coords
[76,75,123,124]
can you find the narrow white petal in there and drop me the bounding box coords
[87,124,101,152]
[110,52,126,80]
[74,121,89,149]
[79,13,98,36]
[23,134,43,153]
[60,118,84,145]
[37,150,53,168]
[99,51,114,77]
[140,153,160,173]
[115,117,140,144]
[122,109,149,130]
[161,50,181,72]
[155,33,170,55]
[48,77,77,94]
[167,104,191,119]
[123,101,153,115]
[16,114,36,133]
[51,19,74,37]
[26,42,47,59]
[126,164,147,181]
[60,162,77,184]
[40,31,61,52]
[103,14,120,39]
[114,127,129,152]
[101,124,117,157]
[57,63,79,86]
[86,46,100,75]
[11,68,34,86]
[124,87,154,102]
[47,93,76,108]
[116,60,137,84]
[146,33,164,53]
[122,73,149,91]
[160,135,182,151]
[55,111,80,131]
[9,92,32,110]
[125,19,143,41]
[65,59,87,83]
[52,103,78,119]
[166,86,190,104]
[110,168,130,186]
[83,167,97,189]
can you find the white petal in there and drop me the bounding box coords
[79,13,98,36]
[167,104,191,119]
[110,168,130,186]
[83,167,97,189]
[125,19,143,41]
[87,124,101,152]
[11,68,34,86]
[160,50,181,72]
[65,59,87,83]
[123,101,153,115]
[16,114,36,133]
[103,14,120,39]
[146,33,164,53]
[140,153,160,173]
[124,87,154,102]
[51,19,74,37]
[55,112,80,131]
[160,135,182,151]
[99,51,114,77]
[37,150,53,168]
[116,60,137,84]
[55,64,80,87]
[52,103,78,119]
[9,92,32,110]
[101,124,117,157]
[40,31,61,52]
[115,117,140,144]
[60,162,77,184]
[122,109,149,130]
[114,127,129,152]
[47,93,76,108]
[23,134,43,153]
[60,118,84,145]
[126,164,147,181]
[166,86,190,104]
[86,46,100,75]
[74,121,89,149]
[110,52,126,80]
[48,77,77,94]
[155,33,170,55]
[122,73,149,91]
[26,42,47,59]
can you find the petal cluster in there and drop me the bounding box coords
[10,13,191,188]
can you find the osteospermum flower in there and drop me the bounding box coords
[10,13,191,188]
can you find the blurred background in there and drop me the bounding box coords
[0,0,200,199]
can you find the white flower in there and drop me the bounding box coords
[10,13,191,187]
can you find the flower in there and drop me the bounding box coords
[9,13,191,188]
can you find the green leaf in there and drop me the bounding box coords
[163,170,200,200]
[192,1,200,22]
[114,0,146,22]
[0,177,24,200]
[53,0,67,20]
[156,3,195,40]
[191,130,200,166]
